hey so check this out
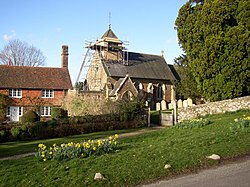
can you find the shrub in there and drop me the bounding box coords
[28,121,48,139]
[21,110,40,123]
[10,126,22,140]
[51,107,68,120]
[118,97,146,121]
[0,130,6,142]
[0,94,10,123]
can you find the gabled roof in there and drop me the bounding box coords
[0,65,73,90]
[101,28,118,39]
[109,74,138,97]
[103,52,177,81]
[109,77,125,96]
[168,64,181,81]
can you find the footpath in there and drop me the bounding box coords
[0,126,164,161]
[142,156,250,187]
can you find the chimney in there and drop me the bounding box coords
[61,45,69,68]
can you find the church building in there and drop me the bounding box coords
[84,27,179,109]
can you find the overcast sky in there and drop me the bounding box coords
[1,0,187,83]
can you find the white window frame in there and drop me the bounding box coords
[9,89,22,98]
[41,106,51,116]
[41,89,54,98]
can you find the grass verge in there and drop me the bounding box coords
[0,110,249,186]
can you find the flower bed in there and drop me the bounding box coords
[230,114,250,132]
[174,118,211,129]
[36,134,119,161]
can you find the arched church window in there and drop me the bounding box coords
[122,90,134,100]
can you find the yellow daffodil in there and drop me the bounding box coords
[49,151,53,155]
[75,143,81,148]
[43,158,47,162]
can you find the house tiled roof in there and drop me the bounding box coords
[0,65,73,90]
[103,52,177,81]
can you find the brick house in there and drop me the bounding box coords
[84,27,180,109]
[0,45,72,121]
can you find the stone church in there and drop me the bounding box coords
[83,27,179,109]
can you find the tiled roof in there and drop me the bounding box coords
[0,65,72,90]
[103,52,177,81]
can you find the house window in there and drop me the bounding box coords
[41,106,51,116]
[18,107,23,116]
[42,90,54,98]
[9,89,22,98]
[7,107,10,116]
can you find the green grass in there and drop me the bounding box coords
[0,110,250,187]
[0,129,139,158]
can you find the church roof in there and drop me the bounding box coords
[101,28,118,39]
[103,52,178,81]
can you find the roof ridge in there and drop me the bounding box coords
[127,51,164,58]
[0,65,63,69]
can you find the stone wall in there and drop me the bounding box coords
[178,96,250,121]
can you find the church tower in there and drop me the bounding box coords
[88,26,123,61]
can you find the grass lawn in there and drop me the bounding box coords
[0,110,250,187]
[0,129,139,158]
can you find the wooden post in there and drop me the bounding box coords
[148,107,151,127]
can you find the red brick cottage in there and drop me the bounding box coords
[0,46,72,121]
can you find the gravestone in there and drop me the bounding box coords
[183,100,188,108]
[168,103,173,109]
[177,99,183,108]
[156,102,161,111]
[187,98,193,107]
[161,100,167,110]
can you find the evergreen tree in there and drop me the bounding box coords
[175,0,250,101]
[174,54,201,101]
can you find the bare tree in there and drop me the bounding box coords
[0,39,45,66]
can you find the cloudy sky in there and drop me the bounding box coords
[0,0,187,83]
